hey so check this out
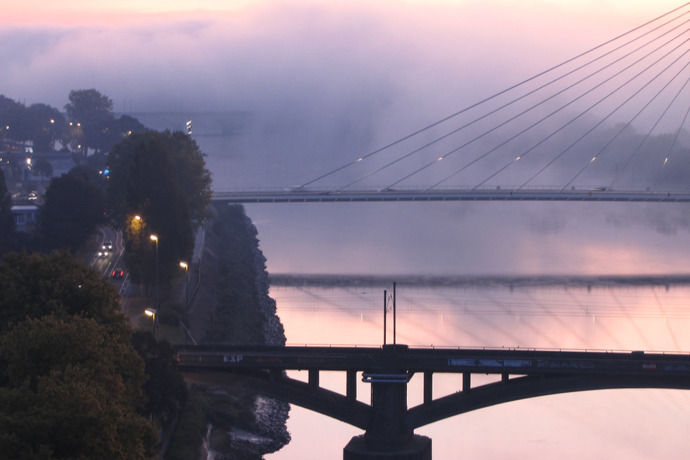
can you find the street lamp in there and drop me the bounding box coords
[180,261,189,344]
[135,215,141,221]
[150,235,159,317]
[144,308,157,336]
[180,262,189,320]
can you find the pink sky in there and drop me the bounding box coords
[1,1,685,26]
[4,0,690,278]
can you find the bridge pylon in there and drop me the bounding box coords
[344,345,432,460]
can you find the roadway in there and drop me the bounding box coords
[176,344,690,377]
[211,187,690,203]
[82,226,130,297]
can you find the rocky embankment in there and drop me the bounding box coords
[170,204,290,460]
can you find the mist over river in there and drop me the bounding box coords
[136,112,690,459]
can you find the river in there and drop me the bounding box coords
[265,280,690,460]
[139,112,690,459]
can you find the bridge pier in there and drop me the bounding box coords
[344,345,432,460]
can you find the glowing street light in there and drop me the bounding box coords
[180,261,190,343]
[150,235,159,316]
[135,215,141,221]
[144,308,157,336]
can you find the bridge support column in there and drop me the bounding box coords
[344,345,432,459]
[344,435,431,460]
[309,369,319,391]
[347,370,357,404]
[424,372,433,405]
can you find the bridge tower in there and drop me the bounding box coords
[344,345,432,460]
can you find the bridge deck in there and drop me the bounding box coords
[211,188,690,203]
[176,345,690,376]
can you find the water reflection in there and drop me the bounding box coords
[266,280,690,460]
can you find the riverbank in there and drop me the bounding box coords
[166,204,289,460]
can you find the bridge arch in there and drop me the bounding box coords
[182,369,690,430]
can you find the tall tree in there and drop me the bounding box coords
[38,172,106,253]
[107,131,211,286]
[0,169,15,255]
[0,97,31,145]
[120,134,194,286]
[107,130,212,229]
[31,157,53,179]
[64,89,114,155]
[26,103,66,152]
[130,331,188,421]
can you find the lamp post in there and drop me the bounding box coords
[180,261,189,320]
[150,235,159,318]
[144,308,157,336]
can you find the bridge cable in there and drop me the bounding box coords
[522,60,690,190]
[297,3,690,189]
[405,34,690,190]
[402,32,690,191]
[471,44,690,190]
[651,90,690,190]
[608,65,690,190]
[563,63,690,191]
[334,16,690,192]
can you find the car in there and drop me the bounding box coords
[97,250,109,257]
[112,268,124,279]
[102,241,113,251]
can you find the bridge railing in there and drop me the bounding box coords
[212,185,690,194]
[280,342,689,355]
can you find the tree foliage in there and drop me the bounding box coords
[64,90,148,155]
[0,316,157,460]
[107,131,211,286]
[0,96,31,144]
[0,251,159,459]
[38,171,106,253]
[108,130,212,229]
[26,104,66,152]
[64,89,114,153]
[1,92,145,157]
[0,97,66,152]
[0,251,124,334]
[32,157,53,179]
[0,170,14,255]
[130,331,188,421]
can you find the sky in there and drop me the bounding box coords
[4,0,690,276]
[6,3,690,457]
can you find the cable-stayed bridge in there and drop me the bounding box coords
[212,186,690,203]
[197,5,690,460]
[214,3,690,204]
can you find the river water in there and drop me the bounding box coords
[265,281,690,460]
[137,113,690,459]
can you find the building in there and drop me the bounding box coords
[12,205,38,232]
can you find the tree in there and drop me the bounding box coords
[0,251,125,334]
[0,315,158,460]
[107,131,211,286]
[26,103,66,152]
[31,157,53,179]
[64,89,114,155]
[0,169,15,255]
[37,171,106,253]
[107,130,212,230]
[0,96,31,145]
[119,134,194,286]
[130,331,188,421]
